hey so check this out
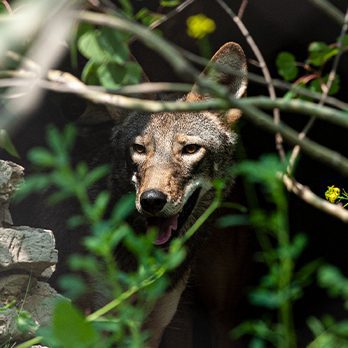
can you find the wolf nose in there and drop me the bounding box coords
[140,190,167,214]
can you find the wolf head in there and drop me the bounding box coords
[106,42,247,246]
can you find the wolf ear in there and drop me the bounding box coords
[186,42,247,124]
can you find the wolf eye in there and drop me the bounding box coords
[132,143,146,154]
[182,144,201,155]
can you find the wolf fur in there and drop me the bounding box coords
[45,42,249,347]
[87,42,248,347]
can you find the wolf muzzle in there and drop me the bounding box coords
[140,189,168,214]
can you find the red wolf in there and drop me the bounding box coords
[94,41,250,347]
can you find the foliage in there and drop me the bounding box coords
[14,124,224,347]
[276,36,348,99]
[232,155,313,348]
[0,129,19,157]
[1,1,348,348]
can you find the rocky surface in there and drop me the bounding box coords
[0,160,24,226]
[0,160,63,345]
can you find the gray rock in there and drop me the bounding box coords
[0,274,34,303]
[24,281,64,327]
[0,160,24,226]
[0,280,63,343]
[0,226,58,277]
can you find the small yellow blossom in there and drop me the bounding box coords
[325,185,341,203]
[186,14,216,39]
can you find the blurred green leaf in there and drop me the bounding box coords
[16,310,38,333]
[111,193,135,225]
[124,62,142,85]
[52,300,98,348]
[135,8,162,26]
[97,62,126,89]
[0,129,19,157]
[217,214,249,228]
[81,60,100,85]
[250,337,266,348]
[14,175,51,201]
[160,0,181,6]
[308,41,338,67]
[318,264,348,298]
[276,52,298,81]
[69,254,100,273]
[342,34,348,47]
[58,275,86,300]
[309,75,340,96]
[28,148,55,167]
[78,28,129,64]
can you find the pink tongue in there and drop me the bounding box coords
[147,215,178,245]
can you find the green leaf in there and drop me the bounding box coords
[99,27,129,64]
[135,8,163,26]
[96,61,142,89]
[308,41,338,67]
[67,214,85,228]
[14,175,50,201]
[78,28,129,64]
[28,148,55,167]
[83,165,110,187]
[217,214,249,228]
[69,255,100,273]
[309,75,340,96]
[276,52,298,81]
[160,0,181,6]
[16,310,38,333]
[52,300,98,348]
[81,60,100,85]
[58,275,86,300]
[342,34,348,47]
[97,62,126,89]
[0,129,19,157]
[111,193,135,224]
[124,62,142,85]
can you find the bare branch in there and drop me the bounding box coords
[237,0,248,19]
[149,0,195,30]
[235,103,348,177]
[243,97,348,130]
[1,1,13,14]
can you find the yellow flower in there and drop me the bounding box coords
[186,14,216,39]
[325,185,341,203]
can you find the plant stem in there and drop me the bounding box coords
[15,336,43,348]
[86,267,166,321]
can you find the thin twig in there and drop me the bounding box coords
[20,70,348,177]
[149,0,195,30]
[215,0,285,161]
[234,103,348,177]
[237,0,248,19]
[4,69,348,130]
[306,0,345,25]
[1,0,13,14]
[242,97,348,129]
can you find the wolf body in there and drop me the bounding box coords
[23,42,250,347]
[89,42,249,347]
